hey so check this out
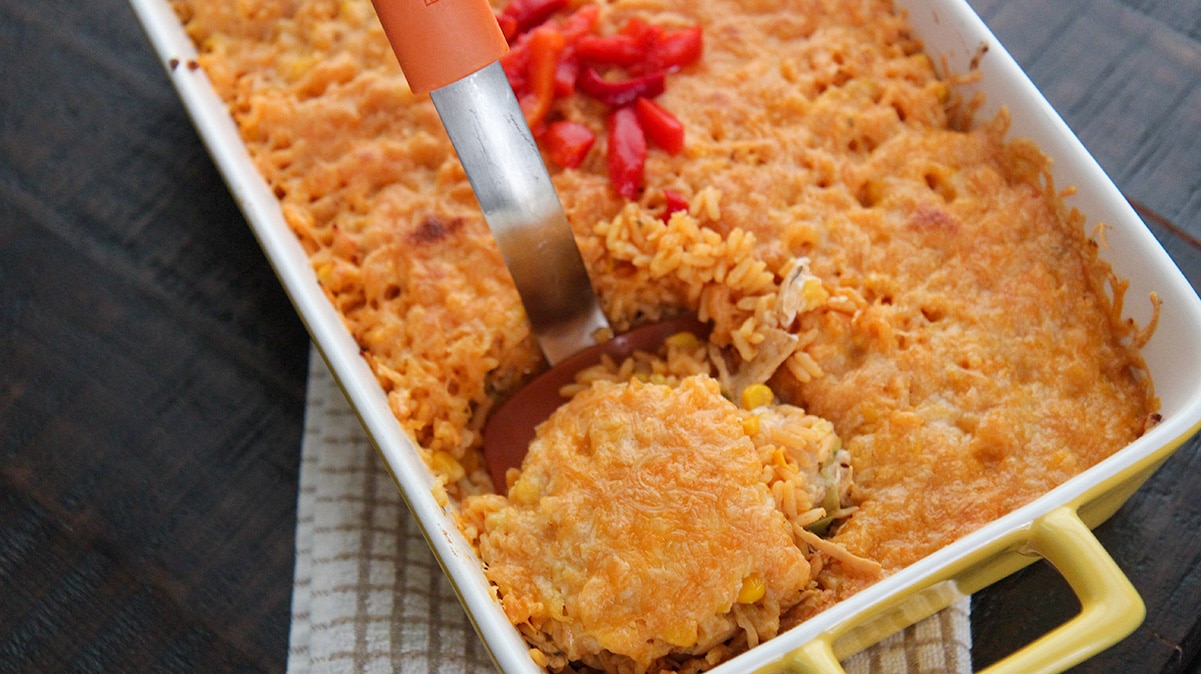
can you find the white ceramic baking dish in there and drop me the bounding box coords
[127,0,1201,671]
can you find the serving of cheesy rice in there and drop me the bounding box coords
[173,0,1158,671]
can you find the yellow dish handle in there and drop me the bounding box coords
[777,506,1144,673]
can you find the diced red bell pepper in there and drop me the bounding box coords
[633,96,685,155]
[619,17,663,46]
[553,55,580,97]
[519,25,565,129]
[497,15,519,42]
[497,0,568,41]
[543,121,596,168]
[661,189,689,221]
[577,67,666,107]
[574,33,644,68]
[494,0,703,196]
[503,5,599,100]
[607,106,647,200]
[557,4,600,42]
[501,36,531,92]
[634,25,703,75]
[549,5,600,96]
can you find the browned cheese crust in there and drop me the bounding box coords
[467,376,814,671]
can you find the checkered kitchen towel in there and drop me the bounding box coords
[286,348,972,673]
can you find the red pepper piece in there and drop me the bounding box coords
[636,25,703,75]
[543,121,596,168]
[607,106,646,200]
[519,25,565,129]
[558,4,600,42]
[661,189,689,221]
[634,96,685,155]
[553,56,579,97]
[577,67,665,107]
[619,17,663,45]
[574,33,644,68]
[548,5,599,96]
[500,35,531,92]
[497,15,520,42]
[498,0,569,41]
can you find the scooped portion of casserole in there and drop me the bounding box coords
[466,376,815,672]
[461,341,875,673]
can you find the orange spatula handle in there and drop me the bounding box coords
[371,0,509,94]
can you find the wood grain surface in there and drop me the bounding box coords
[1,0,1198,672]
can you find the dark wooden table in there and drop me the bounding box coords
[2,0,1199,671]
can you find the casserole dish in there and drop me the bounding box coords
[127,0,1201,671]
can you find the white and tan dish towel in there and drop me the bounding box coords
[287,348,972,673]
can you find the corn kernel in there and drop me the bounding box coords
[509,477,540,506]
[740,383,774,409]
[661,621,698,647]
[771,446,788,468]
[801,277,830,310]
[315,262,334,285]
[741,414,761,436]
[429,450,465,483]
[665,331,701,350]
[737,575,767,604]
